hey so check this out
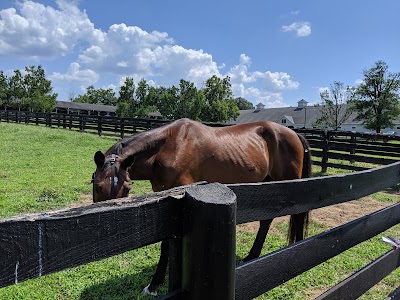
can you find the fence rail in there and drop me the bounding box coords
[0,161,399,299]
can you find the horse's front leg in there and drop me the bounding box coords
[142,239,169,296]
[241,219,272,263]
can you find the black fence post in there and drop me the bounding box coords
[120,118,125,139]
[98,116,102,136]
[182,183,236,300]
[350,133,356,163]
[46,113,50,127]
[321,130,329,172]
[62,114,66,129]
[79,115,84,132]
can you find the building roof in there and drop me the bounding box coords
[232,105,320,126]
[231,104,366,127]
[55,101,117,113]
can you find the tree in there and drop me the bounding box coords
[22,66,57,112]
[116,77,136,117]
[201,75,239,122]
[135,78,157,118]
[8,70,26,110]
[313,81,353,130]
[159,86,179,120]
[0,71,9,109]
[350,61,400,133]
[176,79,205,120]
[74,85,117,106]
[234,97,254,110]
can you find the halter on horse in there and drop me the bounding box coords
[91,118,312,296]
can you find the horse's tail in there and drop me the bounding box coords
[298,133,312,179]
[288,133,312,244]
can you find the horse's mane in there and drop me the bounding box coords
[104,121,174,157]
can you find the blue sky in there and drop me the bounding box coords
[0,0,399,108]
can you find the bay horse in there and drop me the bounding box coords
[92,118,312,296]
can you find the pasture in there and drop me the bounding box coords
[0,122,399,299]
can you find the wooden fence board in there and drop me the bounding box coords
[229,162,400,224]
[328,152,398,165]
[315,249,400,300]
[0,192,185,288]
[385,285,400,300]
[235,202,400,299]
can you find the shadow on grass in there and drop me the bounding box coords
[79,265,167,300]
[79,255,249,300]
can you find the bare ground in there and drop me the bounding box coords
[238,195,397,233]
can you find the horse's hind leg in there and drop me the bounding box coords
[142,239,169,296]
[241,219,272,262]
[288,211,309,244]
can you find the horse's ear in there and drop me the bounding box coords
[94,151,105,168]
[121,155,136,170]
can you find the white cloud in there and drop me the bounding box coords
[318,86,329,95]
[77,23,220,86]
[0,0,100,57]
[354,79,364,85]
[50,62,100,85]
[227,54,299,107]
[282,21,311,37]
[0,1,301,106]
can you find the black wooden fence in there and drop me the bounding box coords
[1,110,400,172]
[0,110,171,138]
[297,128,400,172]
[1,162,399,299]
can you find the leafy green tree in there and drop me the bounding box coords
[159,86,179,120]
[234,97,254,110]
[201,75,239,122]
[135,78,156,118]
[116,77,136,117]
[350,61,400,133]
[0,71,9,109]
[176,79,205,120]
[22,66,57,112]
[74,85,117,106]
[8,70,26,110]
[313,81,353,130]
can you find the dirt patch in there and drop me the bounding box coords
[69,194,93,207]
[238,196,397,233]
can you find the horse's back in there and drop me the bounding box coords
[156,119,304,185]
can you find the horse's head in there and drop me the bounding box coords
[92,151,135,202]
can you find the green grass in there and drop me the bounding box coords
[0,123,153,218]
[0,122,398,299]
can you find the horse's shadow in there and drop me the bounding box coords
[79,264,167,300]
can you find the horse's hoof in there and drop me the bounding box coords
[142,284,158,297]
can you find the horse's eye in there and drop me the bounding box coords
[94,185,101,193]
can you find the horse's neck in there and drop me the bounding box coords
[124,129,167,180]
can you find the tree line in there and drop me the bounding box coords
[0,66,57,113]
[0,66,254,123]
[314,60,400,133]
[71,75,254,123]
